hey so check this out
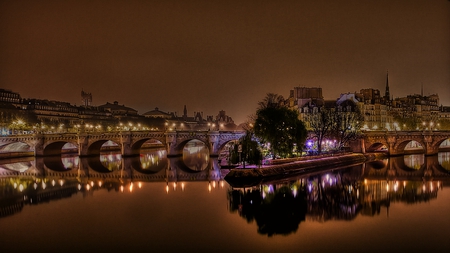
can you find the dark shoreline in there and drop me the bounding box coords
[224,152,387,188]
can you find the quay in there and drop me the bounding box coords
[224,153,374,187]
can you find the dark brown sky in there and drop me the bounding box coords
[1,0,449,124]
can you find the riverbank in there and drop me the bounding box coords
[224,152,384,187]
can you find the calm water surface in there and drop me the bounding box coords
[1,151,450,253]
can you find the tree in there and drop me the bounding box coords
[253,101,307,158]
[331,106,363,149]
[229,131,262,168]
[306,108,334,154]
[257,93,285,110]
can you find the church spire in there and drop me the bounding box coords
[384,70,390,103]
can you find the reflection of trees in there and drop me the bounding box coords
[256,186,306,236]
[228,184,307,237]
[228,164,445,235]
[307,174,361,222]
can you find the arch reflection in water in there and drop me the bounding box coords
[403,154,424,170]
[438,151,450,171]
[43,155,79,171]
[84,152,122,173]
[134,148,168,173]
[182,140,209,171]
[95,152,122,172]
[0,158,34,173]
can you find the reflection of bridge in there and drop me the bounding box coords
[364,154,450,182]
[357,130,450,156]
[0,130,245,157]
[0,156,225,183]
[0,155,227,218]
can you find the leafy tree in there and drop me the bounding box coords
[257,93,285,110]
[253,95,307,158]
[229,131,262,168]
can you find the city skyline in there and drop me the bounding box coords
[1,0,449,124]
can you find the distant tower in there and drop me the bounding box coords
[81,89,92,106]
[384,71,391,105]
[183,105,187,118]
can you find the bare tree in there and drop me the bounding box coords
[306,108,334,154]
[331,107,363,149]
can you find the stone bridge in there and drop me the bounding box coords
[0,130,245,157]
[356,130,450,156]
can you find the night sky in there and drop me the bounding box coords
[1,0,449,124]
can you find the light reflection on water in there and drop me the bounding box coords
[0,152,450,252]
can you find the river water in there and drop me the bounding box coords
[1,150,450,252]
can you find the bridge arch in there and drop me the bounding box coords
[43,141,78,156]
[394,140,425,155]
[87,139,121,156]
[129,138,165,156]
[172,138,209,156]
[437,138,450,151]
[366,142,388,152]
[0,141,32,153]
